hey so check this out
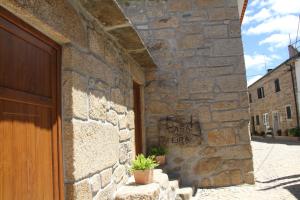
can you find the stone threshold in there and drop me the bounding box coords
[115,169,195,200]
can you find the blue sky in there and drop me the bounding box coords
[241,0,300,86]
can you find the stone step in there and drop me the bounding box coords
[169,180,179,191]
[175,187,193,200]
[166,172,181,182]
[154,168,163,174]
[191,189,200,200]
[153,171,169,190]
[115,183,160,200]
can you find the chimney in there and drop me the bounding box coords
[288,45,299,58]
[267,69,272,73]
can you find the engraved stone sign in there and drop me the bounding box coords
[158,115,202,146]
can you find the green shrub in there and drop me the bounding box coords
[284,129,289,136]
[149,146,167,156]
[130,154,158,172]
[288,128,300,137]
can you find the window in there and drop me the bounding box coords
[256,115,260,125]
[275,79,280,92]
[249,93,252,103]
[286,105,292,120]
[257,87,265,99]
[263,113,269,126]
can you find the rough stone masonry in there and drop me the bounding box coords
[118,0,254,187]
[0,0,146,199]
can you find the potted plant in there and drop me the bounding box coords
[149,146,167,165]
[130,154,158,184]
[288,127,300,137]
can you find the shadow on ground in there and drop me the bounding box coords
[259,179,300,191]
[252,137,300,146]
[284,184,300,199]
[257,174,300,184]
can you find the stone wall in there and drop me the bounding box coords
[118,0,254,187]
[0,1,145,199]
[249,63,298,135]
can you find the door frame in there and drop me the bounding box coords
[272,111,280,135]
[0,6,64,199]
[133,81,143,155]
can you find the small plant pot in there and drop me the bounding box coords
[155,155,166,165]
[133,169,153,184]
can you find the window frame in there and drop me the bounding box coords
[286,105,292,120]
[249,93,252,103]
[256,115,260,125]
[257,87,265,99]
[274,78,280,92]
[263,113,269,126]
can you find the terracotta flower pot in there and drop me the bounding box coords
[133,169,153,184]
[155,155,166,165]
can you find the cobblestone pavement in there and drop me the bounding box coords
[195,138,300,200]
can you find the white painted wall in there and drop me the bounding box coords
[295,58,300,115]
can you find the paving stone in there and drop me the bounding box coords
[195,140,300,199]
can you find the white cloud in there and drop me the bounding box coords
[259,33,291,48]
[243,8,272,24]
[269,0,300,15]
[244,53,281,70]
[244,54,270,70]
[246,15,299,35]
[249,0,266,8]
[249,0,259,7]
[250,0,300,14]
[247,75,263,86]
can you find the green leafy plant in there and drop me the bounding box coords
[288,127,300,137]
[149,146,167,156]
[130,154,158,172]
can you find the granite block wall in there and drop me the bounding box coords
[0,0,145,199]
[118,0,254,187]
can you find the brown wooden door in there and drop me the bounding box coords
[0,7,63,200]
[133,81,143,155]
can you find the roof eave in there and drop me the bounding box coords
[240,0,248,23]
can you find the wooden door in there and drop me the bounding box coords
[0,7,63,200]
[133,81,143,155]
[273,112,280,135]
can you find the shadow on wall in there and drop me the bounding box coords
[0,1,140,199]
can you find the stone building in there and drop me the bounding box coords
[249,47,300,136]
[0,0,253,199]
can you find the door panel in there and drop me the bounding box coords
[0,6,62,200]
[0,17,53,98]
[0,101,54,200]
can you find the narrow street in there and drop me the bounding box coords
[196,138,300,199]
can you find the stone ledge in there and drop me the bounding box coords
[115,183,160,200]
[115,170,194,200]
